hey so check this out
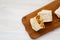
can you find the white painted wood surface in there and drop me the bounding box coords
[0,0,60,40]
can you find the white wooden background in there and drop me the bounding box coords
[0,0,60,40]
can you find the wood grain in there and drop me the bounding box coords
[22,1,60,39]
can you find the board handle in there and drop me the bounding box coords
[55,0,60,1]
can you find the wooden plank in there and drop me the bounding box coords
[22,1,60,39]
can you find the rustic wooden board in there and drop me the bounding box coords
[22,0,60,39]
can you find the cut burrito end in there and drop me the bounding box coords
[30,15,45,31]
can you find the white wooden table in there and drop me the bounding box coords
[0,0,60,40]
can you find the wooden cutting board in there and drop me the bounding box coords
[22,0,60,39]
